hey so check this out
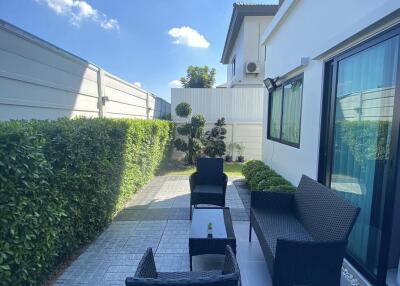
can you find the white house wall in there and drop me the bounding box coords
[227,16,273,87]
[227,23,245,86]
[262,0,400,185]
[263,0,400,78]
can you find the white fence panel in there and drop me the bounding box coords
[0,20,170,121]
[171,88,264,123]
[171,88,264,160]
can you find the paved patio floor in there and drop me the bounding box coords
[54,176,271,286]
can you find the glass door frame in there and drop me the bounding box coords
[318,24,400,285]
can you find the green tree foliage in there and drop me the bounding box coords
[0,118,173,286]
[173,102,205,164]
[203,117,227,157]
[180,65,216,88]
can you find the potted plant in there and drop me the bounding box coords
[207,222,213,238]
[235,143,245,162]
[225,143,233,162]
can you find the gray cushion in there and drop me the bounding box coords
[193,185,223,194]
[252,208,314,256]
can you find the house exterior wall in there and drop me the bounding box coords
[261,0,400,185]
[227,16,273,87]
[0,20,170,120]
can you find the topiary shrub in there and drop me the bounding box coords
[242,160,265,179]
[175,102,192,118]
[0,118,174,286]
[242,160,296,192]
[269,185,296,192]
[246,164,270,184]
[173,102,205,164]
[257,176,290,191]
[203,117,227,158]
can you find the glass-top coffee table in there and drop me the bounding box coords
[189,207,236,271]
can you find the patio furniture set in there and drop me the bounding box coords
[125,158,360,286]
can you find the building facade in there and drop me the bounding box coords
[220,3,279,88]
[261,0,400,285]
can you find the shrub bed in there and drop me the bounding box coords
[0,118,173,286]
[241,160,296,192]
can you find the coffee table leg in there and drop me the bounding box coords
[190,255,192,271]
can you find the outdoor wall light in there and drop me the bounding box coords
[263,77,279,93]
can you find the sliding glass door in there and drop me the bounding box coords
[320,26,400,284]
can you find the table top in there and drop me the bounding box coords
[190,207,235,240]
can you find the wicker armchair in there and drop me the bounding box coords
[125,246,240,286]
[189,158,228,220]
[249,175,360,286]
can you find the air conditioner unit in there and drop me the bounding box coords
[245,61,260,74]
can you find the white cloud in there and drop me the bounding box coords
[169,80,182,88]
[168,26,210,48]
[37,0,120,31]
[133,82,142,88]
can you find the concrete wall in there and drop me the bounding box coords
[171,88,264,160]
[0,20,170,121]
[227,16,273,88]
[261,0,400,185]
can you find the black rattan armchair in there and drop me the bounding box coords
[189,158,228,220]
[125,245,240,286]
[249,175,360,286]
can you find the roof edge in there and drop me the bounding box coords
[221,3,279,64]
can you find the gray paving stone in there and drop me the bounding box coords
[54,176,253,286]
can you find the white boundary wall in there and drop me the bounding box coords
[0,20,170,120]
[171,88,264,160]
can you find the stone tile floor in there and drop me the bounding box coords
[54,176,270,286]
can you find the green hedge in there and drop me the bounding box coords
[0,118,173,286]
[241,160,296,192]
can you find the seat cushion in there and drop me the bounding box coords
[193,185,223,194]
[252,208,314,257]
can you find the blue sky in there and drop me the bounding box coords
[0,0,277,101]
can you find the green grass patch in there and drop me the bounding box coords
[160,161,244,177]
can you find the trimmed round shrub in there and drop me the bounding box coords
[269,185,297,192]
[249,169,270,190]
[242,160,265,179]
[257,175,289,191]
[247,164,268,183]
[191,114,206,129]
[175,102,192,118]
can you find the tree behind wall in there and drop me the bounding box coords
[180,66,216,88]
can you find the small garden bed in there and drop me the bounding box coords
[159,161,244,177]
[242,160,296,192]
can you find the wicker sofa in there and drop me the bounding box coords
[125,246,240,286]
[249,175,360,286]
[189,158,228,220]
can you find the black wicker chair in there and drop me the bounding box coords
[125,245,240,286]
[249,175,360,286]
[189,158,228,220]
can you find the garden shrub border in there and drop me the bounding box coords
[0,118,174,286]
[241,160,296,192]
